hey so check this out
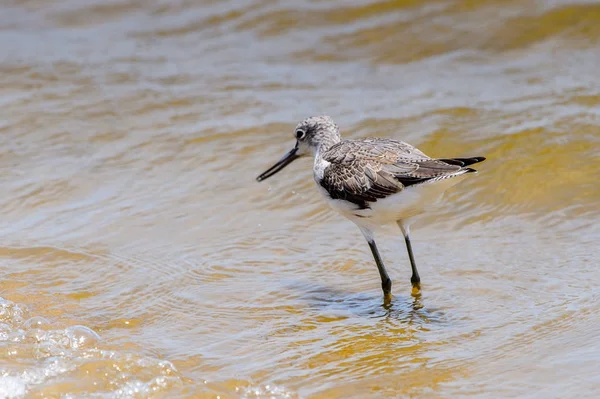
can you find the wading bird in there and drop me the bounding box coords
[257,116,485,299]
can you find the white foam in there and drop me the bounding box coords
[0,375,26,399]
[0,297,182,398]
[241,383,297,399]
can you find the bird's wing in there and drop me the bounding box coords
[320,138,464,208]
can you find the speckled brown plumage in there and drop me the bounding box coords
[319,137,485,209]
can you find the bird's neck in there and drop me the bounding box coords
[313,134,341,158]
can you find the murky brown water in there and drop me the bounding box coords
[1,0,599,398]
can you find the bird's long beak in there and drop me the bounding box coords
[256,143,300,182]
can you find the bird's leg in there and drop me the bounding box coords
[368,240,392,299]
[359,227,392,299]
[397,221,421,296]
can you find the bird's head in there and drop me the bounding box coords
[256,115,340,182]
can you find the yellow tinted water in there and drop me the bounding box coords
[0,0,599,398]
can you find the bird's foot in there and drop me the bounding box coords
[383,291,393,306]
[381,278,392,302]
[410,281,421,297]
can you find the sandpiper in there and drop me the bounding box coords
[257,115,485,298]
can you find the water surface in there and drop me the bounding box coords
[1,0,599,398]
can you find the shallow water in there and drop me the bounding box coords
[1,0,599,398]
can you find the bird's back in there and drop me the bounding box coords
[316,137,485,222]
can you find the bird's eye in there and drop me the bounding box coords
[295,129,306,140]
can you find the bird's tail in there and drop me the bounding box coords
[438,157,486,167]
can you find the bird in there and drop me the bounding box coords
[256,115,485,299]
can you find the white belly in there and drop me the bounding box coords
[315,173,472,228]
